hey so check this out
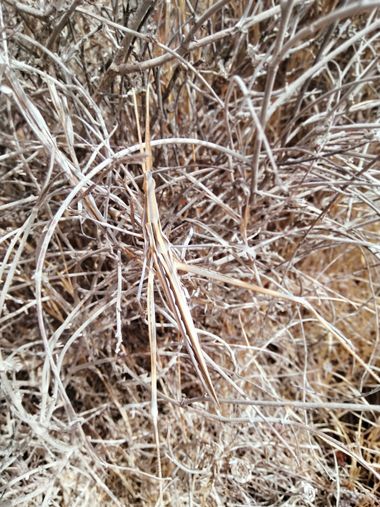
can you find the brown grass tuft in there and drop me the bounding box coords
[1,1,379,505]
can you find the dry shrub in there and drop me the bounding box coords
[1,1,379,506]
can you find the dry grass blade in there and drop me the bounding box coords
[175,260,380,385]
[147,266,163,502]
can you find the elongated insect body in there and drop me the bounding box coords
[141,85,218,404]
[144,182,219,404]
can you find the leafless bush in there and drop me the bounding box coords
[1,1,379,505]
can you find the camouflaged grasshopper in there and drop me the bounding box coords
[140,87,219,405]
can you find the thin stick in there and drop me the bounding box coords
[115,250,123,354]
[249,0,295,204]
[95,0,155,99]
[147,265,163,501]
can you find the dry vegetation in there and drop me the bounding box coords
[1,1,380,505]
